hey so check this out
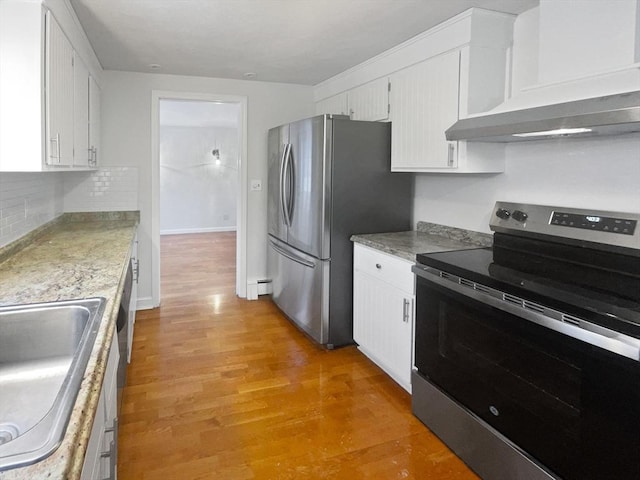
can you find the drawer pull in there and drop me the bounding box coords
[375,263,382,269]
[101,418,118,480]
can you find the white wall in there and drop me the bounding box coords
[413,133,640,233]
[100,70,315,304]
[160,125,238,234]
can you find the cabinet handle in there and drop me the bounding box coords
[50,134,60,163]
[88,146,98,166]
[133,258,140,283]
[101,418,118,480]
[402,298,411,323]
[375,263,382,269]
[447,143,455,167]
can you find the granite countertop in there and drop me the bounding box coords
[0,212,139,480]
[351,221,493,262]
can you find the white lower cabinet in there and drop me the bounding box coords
[353,244,415,393]
[127,233,139,363]
[82,331,119,480]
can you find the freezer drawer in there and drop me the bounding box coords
[268,236,329,345]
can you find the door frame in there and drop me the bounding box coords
[151,90,248,302]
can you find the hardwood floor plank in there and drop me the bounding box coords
[118,232,478,479]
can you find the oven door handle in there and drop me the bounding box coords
[413,265,640,362]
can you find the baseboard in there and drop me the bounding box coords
[160,226,237,235]
[136,296,156,310]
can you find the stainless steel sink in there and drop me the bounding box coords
[0,298,106,471]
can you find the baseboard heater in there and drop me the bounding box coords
[247,279,272,300]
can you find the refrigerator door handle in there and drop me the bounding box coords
[269,239,316,269]
[285,143,295,225]
[279,143,291,227]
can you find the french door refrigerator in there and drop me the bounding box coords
[267,114,412,348]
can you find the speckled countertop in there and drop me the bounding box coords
[351,221,493,261]
[0,212,139,480]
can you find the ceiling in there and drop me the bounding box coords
[69,0,538,85]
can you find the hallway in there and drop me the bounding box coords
[118,232,477,479]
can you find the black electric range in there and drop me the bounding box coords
[411,202,640,480]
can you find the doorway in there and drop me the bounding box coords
[151,91,248,304]
[159,99,240,235]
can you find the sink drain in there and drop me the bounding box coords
[0,423,20,445]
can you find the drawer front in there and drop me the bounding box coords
[354,244,414,293]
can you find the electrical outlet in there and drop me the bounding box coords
[250,179,262,191]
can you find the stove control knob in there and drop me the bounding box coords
[496,208,511,220]
[512,210,528,223]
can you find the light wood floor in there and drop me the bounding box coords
[118,232,478,479]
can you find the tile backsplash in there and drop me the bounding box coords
[64,167,139,212]
[0,167,139,248]
[0,172,64,247]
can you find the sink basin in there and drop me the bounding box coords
[0,298,106,471]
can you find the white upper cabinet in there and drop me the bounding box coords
[89,75,101,167]
[0,1,46,171]
[46,11,75,166]
[73,52,90,167]
[348,77,389,121]
[0,1,101,172]
[313,8,514,174]
[315,92,348,116]
[315,78,389,121]
[389,51,460,170]
[390,44,508,173]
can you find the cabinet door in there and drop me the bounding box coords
[315,92,348,115]
[348,77,389,121]
[45,11,74,166]
[127,233,138,363]
[74,53,89,167]
[80,392,105,480]
[81,333,118,480]
[353,269,413,392]
[89,75,101,167]
[100,333,119,480]
[389,50,460,171]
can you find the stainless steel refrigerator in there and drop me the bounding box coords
[267,114,412,348]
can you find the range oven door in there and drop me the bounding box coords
[414,272,640,480]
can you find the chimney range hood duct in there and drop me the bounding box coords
[446,90,640,142]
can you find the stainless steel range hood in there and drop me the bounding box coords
[446,90,640,142]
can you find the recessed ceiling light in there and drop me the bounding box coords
[243,72,256,79]
[149,64,161,70]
